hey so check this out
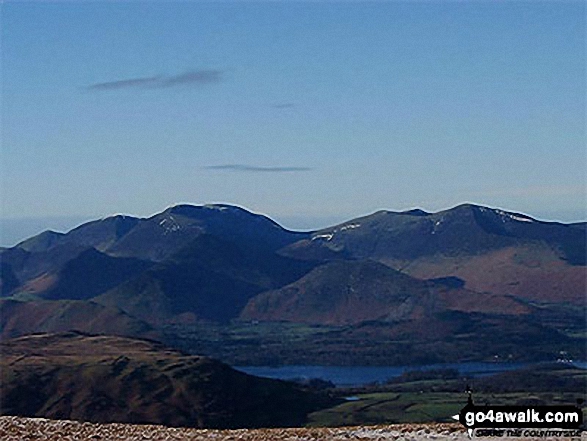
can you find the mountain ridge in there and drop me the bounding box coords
[1,202,584,364]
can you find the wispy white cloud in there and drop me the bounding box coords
[204,164,312,173]
[273,103,295,109]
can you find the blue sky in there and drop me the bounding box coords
[1,1,585,245]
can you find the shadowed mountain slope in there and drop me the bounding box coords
[106,204,308,262]
[1,204,309,298]
[13,248,153,301]
[0,299,157,340]
[95,234,316,324]
[0,333,335,428]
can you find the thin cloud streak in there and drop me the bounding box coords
[86,70,223,91]
[204,164,312,173]
[87,76,161,91]
[160,70,222,87]
[273,103,295,109]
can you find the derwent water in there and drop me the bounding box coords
[235,362,587,387]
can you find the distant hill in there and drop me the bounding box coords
[0,299,157,340]
[15,215,140,253]
[17,248,153,301]
[94,234,315,324]
[106,204,307,261]
[284,204,584,263]
[280,204,586,305]
[0,333,335,428]
[241,260,530,325]
[1,204,313,327]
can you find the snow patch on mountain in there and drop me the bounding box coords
[494,210,534,223]
[159,216,181,234]
[340,223,361,231]
[203,205,229,212]
[312,233,334,241]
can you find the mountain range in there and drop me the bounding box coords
[1,203,584,364]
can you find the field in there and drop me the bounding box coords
[308,365,587,427]
[308,391,583,427]
[162,316,586,366]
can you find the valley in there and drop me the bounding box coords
[0,203,585,431]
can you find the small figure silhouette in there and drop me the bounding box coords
[465,385,474,406]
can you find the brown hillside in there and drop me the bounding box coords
[399,245,586,305]
[0,333,334,429]
[241,260,530,325]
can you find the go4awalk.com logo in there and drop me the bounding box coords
[453,392,583,438]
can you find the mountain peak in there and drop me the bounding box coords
[165,203,254,218]
[444,204,536,221]
[401,208,429,216]
[16,230,65,252]
[480,206,536,223]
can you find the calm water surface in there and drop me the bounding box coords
[235,361,586,387]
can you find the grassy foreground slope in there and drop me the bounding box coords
[0,332,335,428]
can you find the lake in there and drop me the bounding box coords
[235,361,586,387]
